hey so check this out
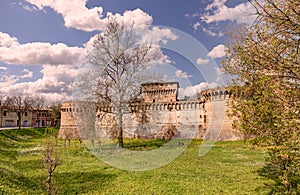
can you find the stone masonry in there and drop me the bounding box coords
[59,82,243,140]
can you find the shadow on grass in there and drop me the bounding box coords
[0,167,44,194]
[257,164,300,194]
[123,139,177,151]
[55,171,117,194]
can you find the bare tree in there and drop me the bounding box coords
[49,102,61,127]
[75,17,160,147]
[43,136,61,195]
[6,95,33,129]
[31,96,46,127]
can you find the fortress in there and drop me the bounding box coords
[59,82,243,141]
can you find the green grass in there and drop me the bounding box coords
[0,127,273,194]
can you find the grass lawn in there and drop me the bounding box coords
[0,127,272,194]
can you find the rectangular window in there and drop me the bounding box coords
[3,111,7,116]
[5,120,13,127]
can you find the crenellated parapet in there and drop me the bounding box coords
[130,100,204,112]
[199,88,232,101]
[142,82,179,103]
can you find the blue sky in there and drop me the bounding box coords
[0,0,255,102]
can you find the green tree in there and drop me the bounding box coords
[223,0,299,193]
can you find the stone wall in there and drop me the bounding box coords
[200,88,243,140]
[58,85,243,141]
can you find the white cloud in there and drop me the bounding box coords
[24,1,153,32]
[190,0,257,37]
[0,32,18,47]
[108,9,153,28]
[192,22,201,31]
[19,2,38,12]
[25,0,105,32]
[21,69,33,79]
[201,0,256,25]
[0,66,7,71]
[85,25,177,65]
[0,32,82,102]
[0,65,77,102]
[141,26,177,45]
[175,70,192,79]
[214,67,223,82]
[207,44,226,58]
[202,28,224,37]
[196,58,210,65]
[178,82,218,99]
[3,3,177,102]
[0,32,84,66]
[205,0,226,11]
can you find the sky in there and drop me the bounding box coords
[0,0,256,103]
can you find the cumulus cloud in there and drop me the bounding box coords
[0,65,77,102]
[178,82,218,99]
[207,44,226,59]
[108,9,153,28]
[25,0,105,31]
[190,0,256,37]
[0,32,82,102]
[0,32,84,66]
[21,69,33,79]
[4,2,177,102]
[24,0,153,32]
[196,58,210,65]
[201,0,256,25]
[0,32,18,47]
[175,70,192,79]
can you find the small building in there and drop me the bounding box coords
[1,109,32,128]
[1,107,55,128]
[31,108,55,127]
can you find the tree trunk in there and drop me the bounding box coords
[117,110,124,148]
[18,115,21,129]
[118,126,124,148]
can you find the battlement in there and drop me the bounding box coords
[142,82,179,103]
[200,88,232,101]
